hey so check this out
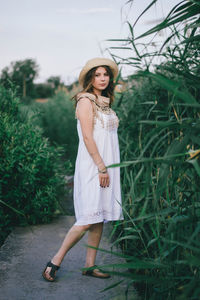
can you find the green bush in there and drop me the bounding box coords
[34,83,54,98]
[0,86,65,246]
[30,91,78,172]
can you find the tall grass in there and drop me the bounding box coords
[99,1,200,299]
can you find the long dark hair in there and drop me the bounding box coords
[73,65,115,107]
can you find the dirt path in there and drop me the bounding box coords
[0,216,138,300]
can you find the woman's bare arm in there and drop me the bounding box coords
[76,97,109,187]
[76,97,105,170]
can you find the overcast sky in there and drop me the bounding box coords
[0,0,180,84]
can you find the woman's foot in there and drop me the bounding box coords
[42,261,60,282]
[82,265,110,279]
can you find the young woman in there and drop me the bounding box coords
[42,57,123,282]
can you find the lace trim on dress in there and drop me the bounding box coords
[77,209,120,221]
[75,92,119,130]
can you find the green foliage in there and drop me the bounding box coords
[104,1,200,299]
[0,86,65,246]
[47,76,64,90]
[34,76,65,99]
[34,83,54,98]
[30,91,78,170]
[0,59,67,101]
[0,58,39,99]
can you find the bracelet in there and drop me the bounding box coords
[98,167,107,174]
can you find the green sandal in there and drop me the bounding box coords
[42,261,60,282]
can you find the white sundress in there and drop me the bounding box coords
[73,92,124,225]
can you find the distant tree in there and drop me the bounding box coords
[66,80,79,92]
[34,76,65,99]
[47,76,64,91]
[34,83,54,98]
[0,59,39,98]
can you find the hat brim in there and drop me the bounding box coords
[79,57,118,86]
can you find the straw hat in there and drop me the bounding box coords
[79,57,118,86]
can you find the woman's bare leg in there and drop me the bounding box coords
[85,222,103,267]
[44,224,91,280]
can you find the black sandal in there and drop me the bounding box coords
[42,261,60,282]
[82,265,110,279]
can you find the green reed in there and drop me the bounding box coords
[98,1,200,299]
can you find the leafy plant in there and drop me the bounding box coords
[100,1,200,299]
[0,86,65,246]
[29,91,78,170]
[0,59,39,99]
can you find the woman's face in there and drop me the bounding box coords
[92,66,110,95]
